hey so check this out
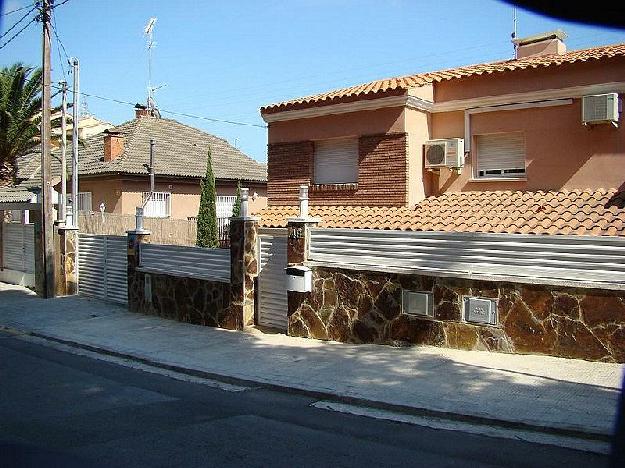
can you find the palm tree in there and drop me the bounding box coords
[0,63,42,185]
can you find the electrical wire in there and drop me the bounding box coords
[0,15,37,50]
[1,2,36,16]
[49,84,267,129]
[50,0,71,10]
[0,6,37,39]
[51,10,70,77]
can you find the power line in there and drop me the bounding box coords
[51,11,70,75]
[51,0,71,9]
[158,109,266,129]
[0,15,37,50]
[49,84,267,129]
[1,2,36,16]
[0,5,37,40]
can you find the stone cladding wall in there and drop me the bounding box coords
[129,270,232,327]
[288,267,625,362]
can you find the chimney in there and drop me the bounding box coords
[513,30,567,59]
[134,104,153,119]
[103,130,124,161]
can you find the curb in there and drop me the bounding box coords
[1,325,613,444]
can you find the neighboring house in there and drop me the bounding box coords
[15,108,267,219]
[259,32,625,218]
[50,112,114,146]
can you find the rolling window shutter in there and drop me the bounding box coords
[476,132,525,178]
[314,138,358,184]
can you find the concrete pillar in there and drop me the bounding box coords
[53,225,78,296]
[127,215,151,311]
[227,214,259,330]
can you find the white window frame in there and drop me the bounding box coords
[142,191,171,218]
[474,131,526,180]
[216,195,237,219]
[314,137,359,185]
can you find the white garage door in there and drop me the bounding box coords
[258,231,288,331]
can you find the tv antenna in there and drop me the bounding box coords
[511,7,518,58]
[143,17,164,113]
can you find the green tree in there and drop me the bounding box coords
[232,180,241,217]
[196,147,219,248]
[0,64,43,184]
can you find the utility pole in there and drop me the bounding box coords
[58,80,68,224]
[40,0,55,298]
[70,58,80,227]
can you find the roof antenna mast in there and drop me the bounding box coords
[144,17,158,113]
[511,7,518,58]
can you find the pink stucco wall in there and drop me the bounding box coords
[430,97,625,194]
[264,55,625,204]
[74,177,267,220]
[268,107,404,144]
[434,59,625,103]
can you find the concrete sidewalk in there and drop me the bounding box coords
[0,282,622,441]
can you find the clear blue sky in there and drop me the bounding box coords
[2,0,624,163]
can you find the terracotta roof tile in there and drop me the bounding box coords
[261,43,625,114]
[255,188,625,237]
[17,118,267,183]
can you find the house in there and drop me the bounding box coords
[250,32,625,362]
[15,108,267,220]
[259,32,625,212]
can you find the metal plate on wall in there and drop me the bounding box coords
[402,290,434,317]
[464,297,497,325]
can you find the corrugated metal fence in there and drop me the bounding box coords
[2,223,35,273]
[78,234,128,304]
[140,243,231,283]
[309,228,625,287]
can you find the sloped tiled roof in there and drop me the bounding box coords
[261,43,625,114]
[17,117,267,182]
[255,189,625,237]
[0,185,37,203]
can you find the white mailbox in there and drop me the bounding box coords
[285,265,312,292]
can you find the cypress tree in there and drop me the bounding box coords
[232,180,242,217]
[196,147,219,248]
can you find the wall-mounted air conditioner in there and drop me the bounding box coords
[582,93,619,127]
[424,138,465,169]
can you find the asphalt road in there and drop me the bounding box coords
[0,330,607,468]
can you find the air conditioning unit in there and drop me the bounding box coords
[424,138,465,169]
[582,93,619,126]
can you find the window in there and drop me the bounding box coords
[77,192,92,212]
[142,191,171,218]
[475,132,526,179]
[314,138,358,185]
[9,210,22,223]
[216,195,237,218]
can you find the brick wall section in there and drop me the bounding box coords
[267,133,408,206]
[355,133,407,206]
[267,141,313,205]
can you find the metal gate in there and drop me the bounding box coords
[258,231,288,331]
[1,223,35,287]
[78,234,128,304]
